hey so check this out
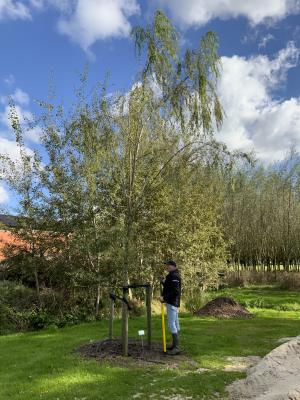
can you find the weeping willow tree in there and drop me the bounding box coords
[117,11,224,285]
[0,11,228,323]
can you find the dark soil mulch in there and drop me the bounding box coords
[194,296,253,319]
[76,338,195,367]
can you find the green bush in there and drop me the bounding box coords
[225,272,247,287]
[0,280,96,334]
[277,272,300,290]
[184,289,214,313]
[129,298,145,317]
[0,281,37,334]
[27,310,56,330]
[0,303,15,334]
[0,280,38,310]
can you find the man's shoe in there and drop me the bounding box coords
[167,333,176,350]
[166,346,180,355]
[166,333,180,355]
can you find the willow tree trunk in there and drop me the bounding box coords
[95,283,101,316]
[122,208,132,357]
[123,212,132,286]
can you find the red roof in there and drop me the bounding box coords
[0,230,26,261]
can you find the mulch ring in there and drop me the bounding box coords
[194,296,253,319]
[76,339,195,368]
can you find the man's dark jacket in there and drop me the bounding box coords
[162,269,181,307]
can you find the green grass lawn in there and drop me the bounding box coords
[1,287,300,400]
[218,285,300,311]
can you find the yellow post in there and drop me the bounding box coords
[160,282,167,353]
[161,302,167,353]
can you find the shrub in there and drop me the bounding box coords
[277,272,300,290]
[224,269,300,290]
[225,271,247,287]
[0,280,38,310]
[224,270,278,287]
[27,310,56,330]
[0,280,96,333]
[184,289,214,313]
[129,298,145,317]
[0,281,37,334]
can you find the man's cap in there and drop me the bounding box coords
[164,259,177,267]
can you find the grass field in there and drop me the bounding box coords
[219,285,300,311]
[1,286,299,400]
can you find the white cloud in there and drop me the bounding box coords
[0,88,30,107]
[0,104,33,128]
[25,125,42,143]
[0,0,31,20]
[0,0,70,20]
[0,185,9,204]
[156,0,300,27]
[0,88,41,144]
[57,0,140,51]
[0,136,35,205]
[217,42,300,163]
[29,0,72,12]
[11,88,30,105]
[258,33,275,49]
[0,136,32,160]
[0,104,41,143]
[0,0,140,52]
[3,74,15,85]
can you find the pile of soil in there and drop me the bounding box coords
[76,339,190,367]
[194,296,252,319]
[227,336,300,399]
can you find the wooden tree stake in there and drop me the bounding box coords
[122,291,129,356]
[146,285,152,348]
[109,297,114,340]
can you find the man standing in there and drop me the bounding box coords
[160,260,182,355]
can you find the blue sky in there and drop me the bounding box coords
[0,0,300,208]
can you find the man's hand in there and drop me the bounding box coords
[159,296,164,303]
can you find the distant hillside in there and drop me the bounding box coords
[0,214,18,228]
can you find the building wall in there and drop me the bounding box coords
[0,230,24,262]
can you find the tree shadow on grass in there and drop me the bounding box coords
[0,340,242,400]
[0,318,244,400]
[7,362,241,400]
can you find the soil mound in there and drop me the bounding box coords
[76,339,191,367]
[227,336,300,399]
[194,296,252,319]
